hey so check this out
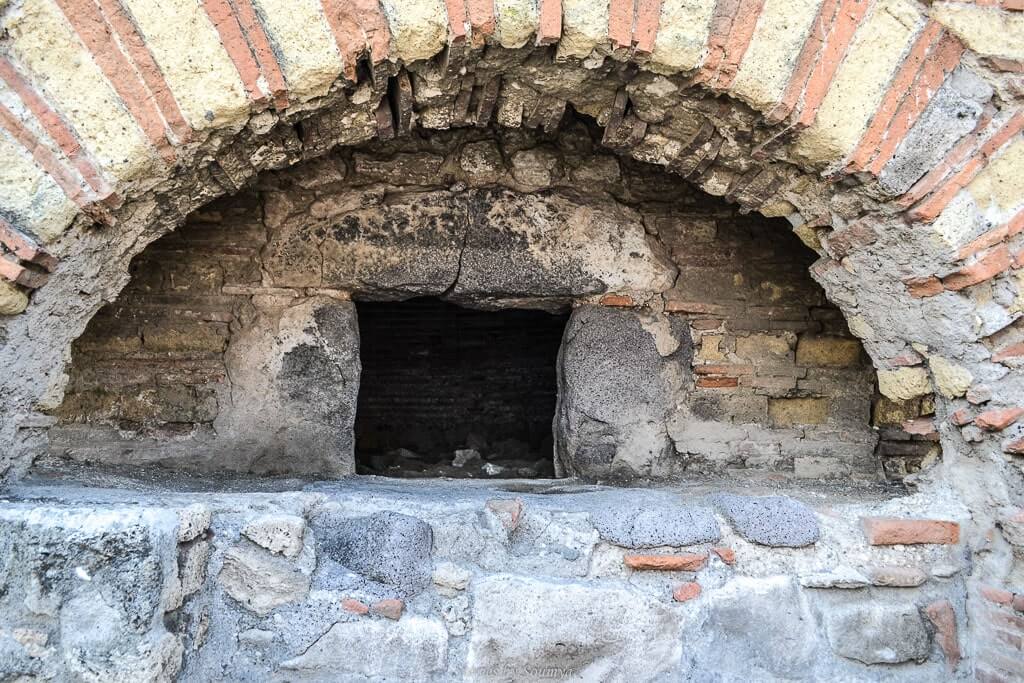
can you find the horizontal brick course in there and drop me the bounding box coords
[861,516,960,545]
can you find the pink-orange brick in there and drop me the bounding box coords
[625,553,707,571]
[862,517,960,545]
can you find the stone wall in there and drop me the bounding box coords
[49,125,880,481]
[0,474,974,682]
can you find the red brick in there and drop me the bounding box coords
[847,20,942,172]
[899,109,993,209]
[904,276,943,298]
[693,364,753,376]
[709,0,765,89]
[444,0,468,42]
[320,0,367,79]
[951,408,974,426]
[911,113,1024,222]
[975,407,1024,431]
[866,31,963,176]
[861,517,960,545]
[0,217,57,271]
[370,598,404,620]
[633,0,662,55]
[697,376,739,389]
[992,342,1024,363]
[942,245,1012,291]
[0,57,115,196]
[342,598,369,614]
[232,0,289,109]
[983,585,1016,605]
[797,0,873,127]
[608,0,633,49]
[536,0,562,45]
[1004,437,1024,455]
[485,497,524,532]
[672,581,702,602]
[599,293,636,307]
[201,0,268,105]
[711,546,736,565]
[466,0,496,45]
[924,599,961,671]
[902,416,936,436]
[766,0,839,122]
[624,553,707,571]
[55,0,176,160]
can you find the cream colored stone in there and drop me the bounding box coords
[965,138,1024,215]
[251,0,344,101]
[121,0,249,129]
[730,0,822,110]
[494,0,539,48]
[0,130,77,243]
[878,367,933,401]
[928,355,973,399]
[793,224,822,251]
[381,0,448,63]
[649,0,717,74]
[0,280,29,316]
[794,0,924,165]
[932,2,1024,61]
[4,0,158,181]
[557,0,608,60]
[847,314,876,341]
[698,334,726,361]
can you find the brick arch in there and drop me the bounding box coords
[0,0,1021,513]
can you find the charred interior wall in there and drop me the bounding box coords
[46,124,906,480]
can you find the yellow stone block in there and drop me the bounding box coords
[794,0,924,166]
[650,0,717,75]
[769,397,829,427]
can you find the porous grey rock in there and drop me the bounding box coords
[687,577,820,679]
[278,617,448,680]
[218,543,311,615]
[467,575,681,682]
[313,510,433,595]
[711,494,820,547]
[242,514,306,558]
[590,503,720,548]
[556,306,691,480]
[176,503,212,542]
[825,603,930,665]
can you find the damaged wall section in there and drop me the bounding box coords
[47,124,886,481]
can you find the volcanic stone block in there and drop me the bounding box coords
[216,297,360,476]
[590,503,720,548]
[312,510,433,596]
[711,494,821,547]
[555,306,692,480]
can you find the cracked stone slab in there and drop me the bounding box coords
[710,494,820,547]
[590,503,720,548]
